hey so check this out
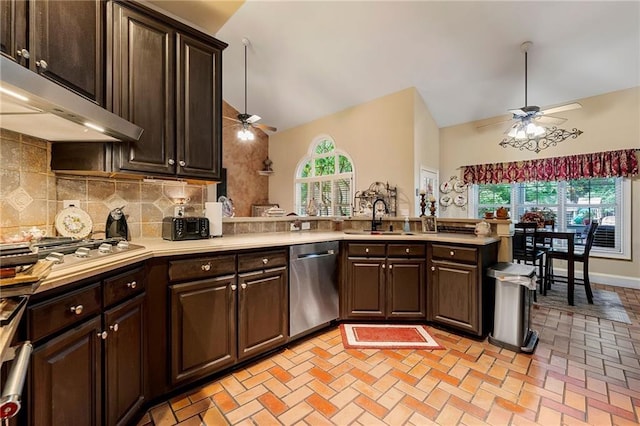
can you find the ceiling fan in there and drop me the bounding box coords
[223,38,277,140]
[478,41,581,138]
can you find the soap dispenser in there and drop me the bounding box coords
[403,217,410,233]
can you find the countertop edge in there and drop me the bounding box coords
[37,231,500,293]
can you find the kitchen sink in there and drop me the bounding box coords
[343,230,415,236]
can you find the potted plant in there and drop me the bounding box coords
[520,207,556,228]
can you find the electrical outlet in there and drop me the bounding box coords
[63,200,80,208]
[301,222,311,230]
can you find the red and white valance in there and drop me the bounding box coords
[462,149,639,184]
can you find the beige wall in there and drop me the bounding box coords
[413,90,440,214]
[269,88,422,216]
[440,87,640,285]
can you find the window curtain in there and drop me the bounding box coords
[462,149,638,184]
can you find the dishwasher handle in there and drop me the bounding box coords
[296,249,336,260]
[0,341,32,420]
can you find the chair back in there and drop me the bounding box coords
[583,222,599,256]
[513,222,538,258]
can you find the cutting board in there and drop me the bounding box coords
[0,260,54,287]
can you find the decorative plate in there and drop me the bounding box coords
[440,181,452,194]
[453,180,466,193]
[55,206,93,239]
[454,194,467,207]
[439,195,453,207]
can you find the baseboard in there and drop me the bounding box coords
[550,267,640,290]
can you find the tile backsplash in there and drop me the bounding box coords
[0,129,206,240]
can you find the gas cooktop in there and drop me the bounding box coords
[32,237,145,271]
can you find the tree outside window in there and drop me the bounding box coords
[295,136,354,216]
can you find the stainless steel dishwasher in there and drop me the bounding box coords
[289,241,339,339]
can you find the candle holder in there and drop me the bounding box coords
[419,194,427,217]
[429,200,437,216]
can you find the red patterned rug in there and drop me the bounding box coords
[340,324,444,350]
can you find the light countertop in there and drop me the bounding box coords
[36,231,499,294]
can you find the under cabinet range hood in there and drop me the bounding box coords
[0,56,143,142]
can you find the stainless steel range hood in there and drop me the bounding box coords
[0,56,143,142]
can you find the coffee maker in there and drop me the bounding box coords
[106,206,129,240]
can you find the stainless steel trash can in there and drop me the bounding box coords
[487,262,539,353]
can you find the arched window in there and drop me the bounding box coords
[295,136,354,216]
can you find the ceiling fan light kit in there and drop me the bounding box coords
[496,41,583,153]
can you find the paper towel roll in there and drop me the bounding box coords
[204,202,223,237]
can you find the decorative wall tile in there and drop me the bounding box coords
[0,138,21,171]
[7,187,33,212]
[115,180,141,202]
[87,180,116,201]
[21,142,47,173]
[19,199,47,226]
[56,177,87,201]
[21,172,48,199]
[140,183,163,203]
[0,169,20,198]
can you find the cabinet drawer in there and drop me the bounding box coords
[238,250,287,272]
[104,266,146,307]
[346,243,386,257]
[431,244,477,263]
[388,243,425,258]
[29,282,102,342]
[169,254,236,282]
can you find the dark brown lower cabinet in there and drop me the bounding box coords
[30,316,103,426]
[427,242,499,336]
[169,274,236,385]
[342,242,426,320]
[237,266,288,360]
[104,293,146,426]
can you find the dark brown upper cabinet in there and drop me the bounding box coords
[1,0,104,104]
[108,1,226,180]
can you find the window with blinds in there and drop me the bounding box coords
[474,177,629,258]
[295,137,354,216]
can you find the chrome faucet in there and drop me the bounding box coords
[371,198,388,231]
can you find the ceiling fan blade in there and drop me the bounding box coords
[507,108,528,117]
[475,115,513,129]
[540,102,582,115]
[223,115,242,123]
[535,115,566,126]
[246,114,261,124]
[254,123,277,132]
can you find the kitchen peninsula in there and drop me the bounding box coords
[17,228,499,425]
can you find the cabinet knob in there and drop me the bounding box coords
[70,305,84,315]
[262,258,268,265]
[97,331,108,340]
[179,160,186,167]
[201,263,211,271]
[127,281,137,289]
[450,251,455,256]
[241,283,247,290]
[36,59,48,70]
[431,266,435,271]
[382,264,386,269]
[231,284,237,291]
[389,264,393,270]
[109,323,119,332]
[365,248,369,253]
[405,248,410,254]
[168,159,175,165]
[16,48,29,58]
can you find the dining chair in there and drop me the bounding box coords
[544,222,599,304]
[512,222,545,293]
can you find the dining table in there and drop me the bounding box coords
[535,229,576,306]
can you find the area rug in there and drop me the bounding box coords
[534,282,631,324]
[340,324,444,350]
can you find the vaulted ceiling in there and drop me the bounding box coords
[146,1,640,133]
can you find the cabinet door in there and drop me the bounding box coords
[429,260,479,334]
[387,259,426,319]
[30,0,103,103]
[344,258,385,318]
[170,275,236,385]
[237,266,288,360]
[104,293,145,426]
[30,316,102,426]
[110,3,175,175]
[0,0,27,63]
[176,33,222,180]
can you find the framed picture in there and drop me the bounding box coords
[422,216,438,233]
